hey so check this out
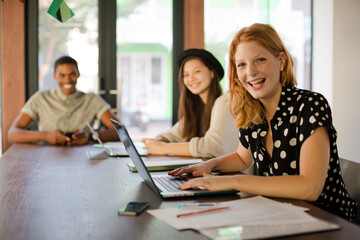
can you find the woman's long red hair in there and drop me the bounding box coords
[228,23,297,128]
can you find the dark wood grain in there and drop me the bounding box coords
[0,144,359,240]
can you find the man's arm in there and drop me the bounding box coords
[8,112,70,145]
[98,110,121,142]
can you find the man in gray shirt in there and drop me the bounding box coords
[8,56,119,146]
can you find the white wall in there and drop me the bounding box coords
[312,0,333,102]
[313,0,360,163]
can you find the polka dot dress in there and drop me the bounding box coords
[239,85,358,222]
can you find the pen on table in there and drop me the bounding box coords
[176,206,230,218]
[177,202,222,208]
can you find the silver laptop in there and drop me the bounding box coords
[110,119,238,198]
[87,121,147,157]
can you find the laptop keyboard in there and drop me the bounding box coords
[153,176,188,192]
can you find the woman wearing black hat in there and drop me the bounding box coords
[141,49,238,158]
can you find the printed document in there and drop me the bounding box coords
[147,196,311,230]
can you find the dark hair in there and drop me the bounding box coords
[178,56,222,140]
[177,48,224,80]
[54,56,79,74]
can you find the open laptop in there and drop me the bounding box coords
[110,119,238,198]
[87,121,147,157]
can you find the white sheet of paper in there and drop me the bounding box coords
[200,216,340,240]
[147,196,311,231]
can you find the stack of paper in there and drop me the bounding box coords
[147,196,340,239]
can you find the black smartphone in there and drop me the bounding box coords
[118,202,150,216]
[64,132,75,139]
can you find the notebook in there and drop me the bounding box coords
[87,121,148,157]
[110,119,238,198]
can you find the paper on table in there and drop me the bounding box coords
[200,216,340,240]
[240,210,316,226]
[147,196,310,231]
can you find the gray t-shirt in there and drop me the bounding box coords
[21,89,110,132]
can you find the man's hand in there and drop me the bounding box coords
[70,130,89,146]
[44,130,71,145]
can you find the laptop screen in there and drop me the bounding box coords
[110,119,161,196]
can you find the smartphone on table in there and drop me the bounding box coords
[64,132,75,139]
[118,202,150,216]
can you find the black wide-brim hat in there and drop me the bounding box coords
[177,48,224,80]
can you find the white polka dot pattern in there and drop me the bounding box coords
[238,85,357,222]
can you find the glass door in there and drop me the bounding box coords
[116,0,173,138]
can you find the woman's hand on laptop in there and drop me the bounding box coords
[168,163,212,177]
[178,175,236,191]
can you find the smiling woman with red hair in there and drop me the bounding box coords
[169,23,357,222]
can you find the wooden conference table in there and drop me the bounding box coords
[0,143,359,240]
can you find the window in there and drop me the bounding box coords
[33,0,177,139]
[204,0,312,90]
[151,57,161,84]
[116,0,173,138]
[38,0,99,93]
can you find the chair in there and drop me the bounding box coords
[340,158,360,224]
